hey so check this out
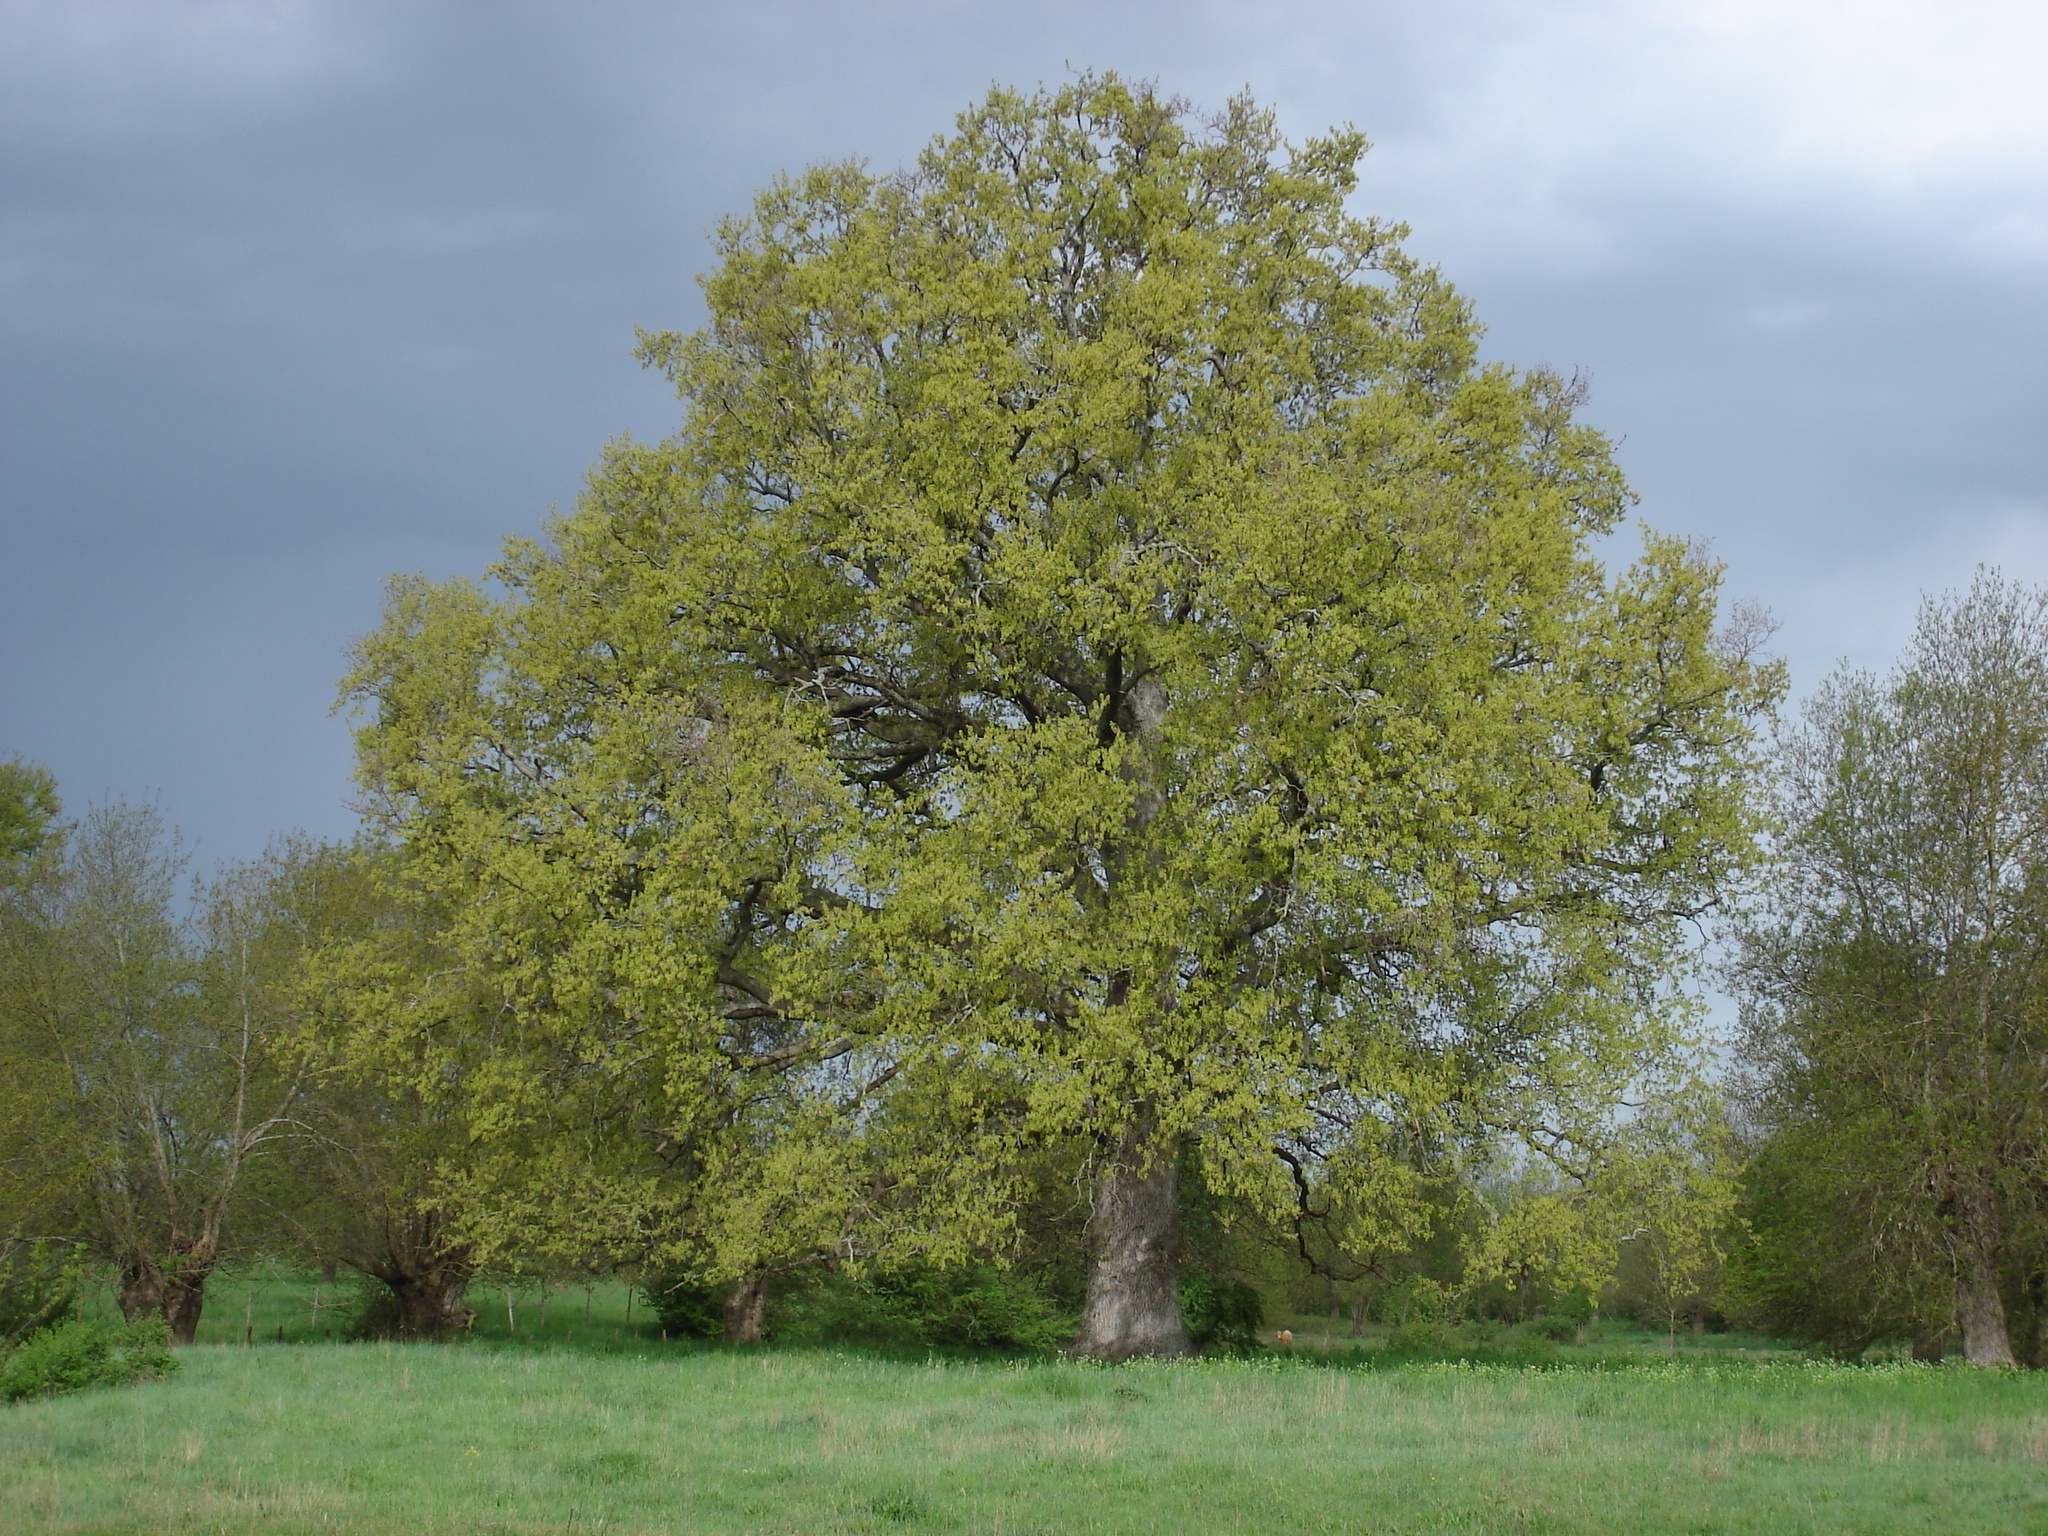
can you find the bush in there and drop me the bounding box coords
[888,1265,1072,1351]
[644,1274,726,1340]
[1,1317,178,1402]
[1522,1312,1579,1343]
[773,1264,1073,1352]
[1386,1320,1450,1352]
[1180,1272,1265,1353]
[344,1272,399,1342]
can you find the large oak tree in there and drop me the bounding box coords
[347,79,1776,1356]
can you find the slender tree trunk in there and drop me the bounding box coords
[1073,1114,1190,1359]
[722,1274,767,1344]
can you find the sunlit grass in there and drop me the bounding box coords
[5,1333,2046,1534]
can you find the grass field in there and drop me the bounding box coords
[6,1294,2048,1536]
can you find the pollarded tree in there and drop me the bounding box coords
[1739,572,2048,1367]
[347,78,1778,1357]
[0,807,322,1341]
[241,843,487,1340]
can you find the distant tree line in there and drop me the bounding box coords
[2,79,2041,1366]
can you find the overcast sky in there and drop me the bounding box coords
[3,0,2044,876]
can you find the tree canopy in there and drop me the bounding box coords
[345,77,1778,1356]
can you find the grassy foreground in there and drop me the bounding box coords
[4,1342,2048,1535]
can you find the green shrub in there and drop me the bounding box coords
[644,1274,726,1340]
[774,1264,1072,1352]
[343,1272,399,1342]
[1386,1320,1450,1352]
[1523,1312,1579,1343]
[874,1265,1070,1352]
[1,1317,178,1402]
[1180,1272,1265,1353]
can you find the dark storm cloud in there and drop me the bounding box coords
[2,0,2043,870]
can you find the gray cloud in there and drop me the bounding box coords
[2,0,2042,871]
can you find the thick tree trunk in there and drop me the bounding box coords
[1952,1189,2017,1367]
[115,1266,162,1324]
[1073,1116,1190,1359]
[358,1216,476,1340]
[118,1260,211,1345]
[722,1275,767,1344]
[372,1262,476,1340]
[1956,1270,2015,1366]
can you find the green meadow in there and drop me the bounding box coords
[4,1286,2045,1536]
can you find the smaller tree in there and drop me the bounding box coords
[1721,1117,1952,1356]
[1607,1095,1742,1343]
[280,845,489,1340]
[1738,572,2048,1366]
[0,809,320,1341]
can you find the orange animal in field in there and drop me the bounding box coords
[1274,1330,1294,1345]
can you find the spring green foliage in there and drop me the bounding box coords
[781,1265,1074,1352]
[249,843,491,1339]
[342,76,1778,1296]
[0,810,348,1340]
[1605,1093,1744,1337]
[4,1345,2046,1533]
[0,759,59,871]
[0,1316,176,1402]
[649,1263,1075,1351]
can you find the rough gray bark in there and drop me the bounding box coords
[1955,1260,2016,1367]
[1951,1188,2018,1367]
[723,1274,767,1344]
[1073,1116,1190,1359]
[1070,667,1192,1361]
